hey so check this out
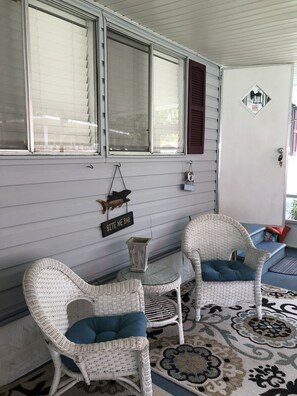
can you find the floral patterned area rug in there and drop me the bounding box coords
[1,282,296,396]
[0,365,135,396]
[147,282,297,396]
[0,364,170,396]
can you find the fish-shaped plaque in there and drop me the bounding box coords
[97,189,131,214]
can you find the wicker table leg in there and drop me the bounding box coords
[175,285,184,344]
[144,290,184,344]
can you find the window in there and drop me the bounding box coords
[286,105,297,221]
[107,32,149,152]
[0,0,27,150]
[107,30,185,155]
[0,0,98,154]
[153,51,184,154]
[29,1,97,153]
[0,2,193,157]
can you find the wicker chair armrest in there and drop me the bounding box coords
[186,249,201,263]
[51,336,149,357]
[184,249,203,280]
[244,247,271,270]
[87,279,143,297]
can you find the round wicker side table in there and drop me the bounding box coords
[117,262,184,344]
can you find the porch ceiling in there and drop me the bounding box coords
[95,0,297,84]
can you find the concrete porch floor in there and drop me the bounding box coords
[262,247,297,292]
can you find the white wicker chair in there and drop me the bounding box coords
[23,258,152,396]
[182,214,270,322]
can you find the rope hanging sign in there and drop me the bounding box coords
[97,164,134,237]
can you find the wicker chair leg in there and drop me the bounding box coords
[194,283,202,322]
[255,280,262,320]
[139,346,153,396]
[49,366,61,395]
[195,307,201,322]
[49,349,62,395]
[256,304,262,320]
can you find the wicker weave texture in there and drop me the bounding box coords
[23,258,152,396]
[182,214,254,261]
[181,214,270,321]
[199,281,255,306]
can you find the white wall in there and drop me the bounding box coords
[219,65,293,226]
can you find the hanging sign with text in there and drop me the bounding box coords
[101,211,134,237]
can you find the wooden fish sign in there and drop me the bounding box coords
[97,189,131,214]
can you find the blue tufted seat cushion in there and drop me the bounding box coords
[62,311,147,372]
[201,260,256,282]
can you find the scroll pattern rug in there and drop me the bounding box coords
[1,282,297,396]
[0,365,135,396]
[269,256,297,275]
[0,365,169,396]
[147,282,297,396]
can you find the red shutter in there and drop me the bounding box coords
[187,59,206,154]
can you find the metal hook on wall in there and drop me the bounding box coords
[186,160,194,175]
[108,163,127,196]
[86,164,94,169]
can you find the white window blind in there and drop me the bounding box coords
[153,51,184,154]
[29,2,97,153]
[107,31,149,152]
[0,0,27,150]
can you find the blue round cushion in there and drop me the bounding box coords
[201,260,256,282]
[62,311,147,372]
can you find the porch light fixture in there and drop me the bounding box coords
[250,90,262,104]
[242,85,271,115]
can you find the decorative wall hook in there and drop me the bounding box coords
[86,164,94,169]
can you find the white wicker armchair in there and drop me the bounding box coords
[23,258,152,396]
[182,214,270,322]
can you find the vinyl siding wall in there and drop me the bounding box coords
[0,2,220,385]
[0,61,219,324]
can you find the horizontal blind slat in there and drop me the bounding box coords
[29,4,97,153]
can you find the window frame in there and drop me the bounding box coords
[285,194,297,224]
[106,27,187,157]
[27,0,100,155]
[0,0,29,155]
[0,0,101,156]
[0,0,209,159]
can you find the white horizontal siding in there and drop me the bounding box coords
[0,58,219,323]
